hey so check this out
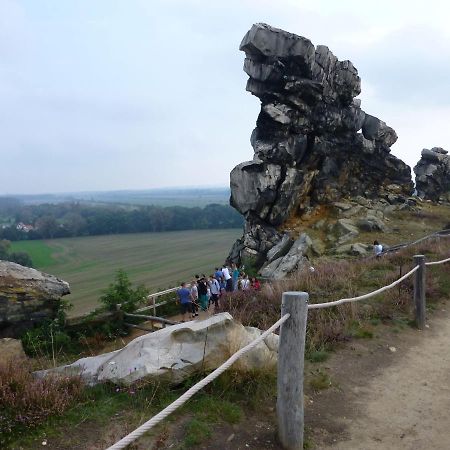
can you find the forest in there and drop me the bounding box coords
[0,197,243,241]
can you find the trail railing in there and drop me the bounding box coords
[106,252,449,450]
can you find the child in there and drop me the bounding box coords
[251,277,261,290]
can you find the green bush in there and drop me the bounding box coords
[22,298,75,357]
[99,269,148,313]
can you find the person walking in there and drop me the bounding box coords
[232,263,240,291]
[214,267,223,283]
[241,273,250,290]
[190,278,199,316]
[177,282,193,322]
[222,264,233,292]
[208,274,221,309]
[197,275,209,311]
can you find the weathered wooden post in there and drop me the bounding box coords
[152,296,156,316]
[413,255,426,329]
[277,291,309,450]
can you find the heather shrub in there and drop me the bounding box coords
[0,360,84,445]
[222,238,449,353]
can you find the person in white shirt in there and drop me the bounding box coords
[241,274,250,290]
[221,265,233,292]
[373,240,383,257]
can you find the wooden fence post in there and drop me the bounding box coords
[413,255,426,329]
[152,296,156,316]
[277,291,309,450]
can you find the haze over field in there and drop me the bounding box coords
[1,0,450,195]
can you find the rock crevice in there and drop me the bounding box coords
[229,23,414,270]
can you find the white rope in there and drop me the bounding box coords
[308,265,419,310]
[426,256,450,266]
[106,313,291,450]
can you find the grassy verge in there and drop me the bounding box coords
[4,370,276,449]
[222,237,449,358]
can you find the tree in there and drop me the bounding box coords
[35,215,58,239]
[9,251,33,267]
[62,212,87,237]
[0,239,33,267]
[0,240,11,259]
[100,269,148,312]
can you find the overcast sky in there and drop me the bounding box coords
[1,0,450,195]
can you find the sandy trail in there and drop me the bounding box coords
[320,310,450,450]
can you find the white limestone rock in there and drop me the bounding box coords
[36,313,279,385]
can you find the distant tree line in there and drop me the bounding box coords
[0,199,243,241]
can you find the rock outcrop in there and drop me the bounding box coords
[414,147,450,202]
[37,313,279,385]
[229,23,413,272]
[0,261,70,337]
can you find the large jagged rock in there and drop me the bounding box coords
[414,147,450,202]
[37,313,279,385]
[260,233,312,279]
[0,261,70,337]
[229,24,413,274]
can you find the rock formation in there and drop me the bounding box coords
[229,23,414,273]
[38,313,279,385]
[414,147,450,202]
[0,261,70,337]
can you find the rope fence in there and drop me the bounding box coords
[425,256,450,266]
[382,228,450,254]
[106,313,290,450]
[308,265,419,310]
[107,251,449,450]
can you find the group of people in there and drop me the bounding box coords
[176,263,261,321]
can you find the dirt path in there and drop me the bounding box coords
[316,306,450,450]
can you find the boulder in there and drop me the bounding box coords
[266,233,293,263]
[0,261,70,338]
[260,233,312,279]
[414,147,450,202]
[332,219,359,244]
[37,313,279,385]
[335,243,371,256]
[361,114,398,147]
[357,216,388,232]
[228,23,413,269]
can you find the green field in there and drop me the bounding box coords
[11,229,241,317]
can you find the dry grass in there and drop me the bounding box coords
[221,237,449,354]
[0,359,84,443]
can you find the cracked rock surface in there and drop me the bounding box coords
[0,261,70,337]
[229,23,413,273]
[414,147,450,202]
